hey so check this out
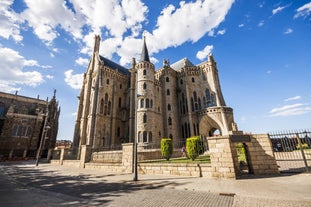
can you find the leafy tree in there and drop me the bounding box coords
[161,138,173,160]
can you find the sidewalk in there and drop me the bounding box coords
[1,161,311,207]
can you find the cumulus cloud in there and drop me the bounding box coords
[0,0,23,42]
[2,0,235,66]
[269,103,311,117]
[294,2,311,19]
[0,46,43,92]
[21,0,83,46]
[196,45,214,61]
[284,28,293,34]
[64,70,84,90]
[146,0,234,55]
[284,96,301,101]
[75,57,89,67]
[238,23,244,28]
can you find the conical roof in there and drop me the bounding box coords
[140,37,150,62]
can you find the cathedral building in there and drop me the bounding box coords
[0,90,60,160]
[73,35,236,152]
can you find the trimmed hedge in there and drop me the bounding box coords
[186,136,201,161]
[161,138,173,160]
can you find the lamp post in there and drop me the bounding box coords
[133,93,138,181]
[35,111,50,166]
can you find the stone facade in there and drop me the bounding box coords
[73,35,236,155]
[0,91,60,160]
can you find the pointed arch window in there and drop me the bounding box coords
[100,99,104,114]
[193,91,197,102]
[191,98,194,112]
[146,99,150,108]
[192,77,195,82]
[143,131,147,142]
[143,113,147,123]
[205,89,211,101]
[167,104,171,111]
[140,99,144,108]
[106,79,109,84]
[108,101,111,115]
[143,82,147,89]
[211,93,216,106]
[167,89,170,96]
[168,117,172,125]
[149,132,152,143]
[166,77,169,82]
[143,69,146,75]
[118,97,122,108]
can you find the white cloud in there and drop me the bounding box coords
[272,6,287,15]
[21,0,83,46]
[2,0,235,66]
[46,75,54,79]
[0,46,43,92]
[258,20,264,27]
[284,28,293,34]
[0,0,23,42]
[269,103,311,117]
[294,2,311,19]
[64,70,84,90]
[217,29,226,35]
[238,23,244,28]
[146,0,234,55]
[284,96,301,101]
[196,45,214,61]
[75,57,89,67]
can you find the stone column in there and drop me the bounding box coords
[79,145,92,168]
[122,143,134,173]
[207,136,236,179]
[60,148,65,165]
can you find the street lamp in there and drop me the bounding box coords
[35,111,50,166]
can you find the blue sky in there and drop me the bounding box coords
[0,0,310,140]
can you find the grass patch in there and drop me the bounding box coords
[139,155,211,164]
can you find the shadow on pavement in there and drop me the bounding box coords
[0,161,188,206]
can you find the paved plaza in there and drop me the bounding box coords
[0,161,310,207]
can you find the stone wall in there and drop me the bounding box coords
[91,151,122,163]
[207,136,236,179]
[246,134,279,175]
[51,136,280,178]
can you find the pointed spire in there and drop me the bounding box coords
[140,35,150,62]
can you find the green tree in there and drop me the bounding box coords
[186,136,201,161]
[161,138,173,161]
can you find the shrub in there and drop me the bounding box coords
[161,138,173,160]
[296,143,309,150]
[186,136,201,161]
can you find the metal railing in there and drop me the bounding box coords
[268,129,310,173]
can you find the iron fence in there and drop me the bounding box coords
[269,129,311,173]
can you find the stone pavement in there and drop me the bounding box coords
[0,161,310,207]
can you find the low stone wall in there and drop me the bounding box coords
[137,149,182,161]
[84,162,125,173]
[139,163,211,177]
[91,150,122,163]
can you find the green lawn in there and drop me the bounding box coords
[139,155,211,164]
